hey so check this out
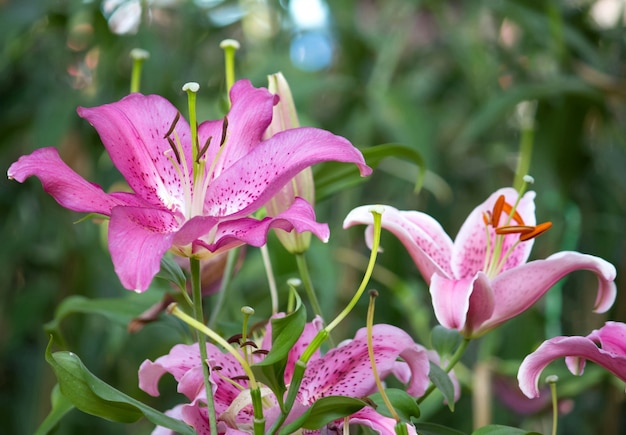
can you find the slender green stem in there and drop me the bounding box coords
[417,337,471,404]
[260,245,279,314]
[267,207,385,434]
[129,48,149,93]
[208,248,239,328]
[169,303,265,435]
[295,253,323,319]
[189,258,218,435]
[366,290,400,422]
[547,375,559,435]
[183,83,200,170]
[326,206,384,333]
[220,39,240,97]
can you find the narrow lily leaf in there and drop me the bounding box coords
[431,326,462,358]
[314,143,425,201]
[278,396,367,434]
[156,254,187,292]
[471,425,541,435]
[412,422,467,435]
[34,384,74,435]
[45,339,195,434]
[251,291,306,406]
[44,292,163,347]
[428,361,456,411]
[368,388,420,422]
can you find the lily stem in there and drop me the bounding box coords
[190,257,218,435]
[208,248,239,328]
[266,207,384,435]
[295,253,324,321]
[417,337,470,404]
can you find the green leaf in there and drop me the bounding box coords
[314,143,425,201]
[251,291,306,408]
[430,326,462,358]
[44,292,163,347]
[412,421,467,435]
[45,338,195,434]
[156,254,188,291]
[34,384,74,435]
[278,396,367,434]
[471,425,541,435]
[428,361,456,411]
[368,388,420,422]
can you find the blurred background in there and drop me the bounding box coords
[1,0,625,434]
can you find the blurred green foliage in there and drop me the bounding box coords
[1,0,625,434]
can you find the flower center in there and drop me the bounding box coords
[481,194,552,277]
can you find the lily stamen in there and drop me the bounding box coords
[520,221,552,242]
[220,116,229,146]
[163,112,180,139]
[166,136,182,165]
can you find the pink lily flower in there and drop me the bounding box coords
[138,317,430,434]
[518,321,626,398]
[343,188,616,338]
[8,80,371,292]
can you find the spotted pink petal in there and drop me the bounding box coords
[205,127,371,218]
[203,197,330,253]
[518,322,626,398]
[482,251,617,334]
[430,272,494,334]
[7,147,125,215]
[78,93,192,212]
[451,187,536,280]
[299,324,430,404]
[107,206,179,291]
[343,205,454,283]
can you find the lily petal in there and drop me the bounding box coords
[7,147,124,215]
[483,251,617,333]
[78,93,192,211]
[205,128,371,218]
[299,324,429,403]
[343,205,454,282]
[518,322,626,398]
[204,197,330,253]
[349,407,418,435]
[108,206,178,291]
[207,80,276,175]
[451,188,536,280]
[430,272,494,335]
[138,343,206,396]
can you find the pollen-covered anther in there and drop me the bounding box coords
[230,375,250,381]
[519,221,552,242]
[227,333,243,344]
[163,112,180,139]
[197,136,212,162]
[240,340,258,349]
[220,116,229,146]
[252,349,269,355]
[166,137,182,165]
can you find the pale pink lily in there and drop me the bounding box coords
[343,188,616,338]
[263,72,315,254]
[8,80,371,291]
[518,321,626,398]
[138,317,430,434]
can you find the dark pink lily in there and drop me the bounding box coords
[8,80,371,291]
[518,321,626,398]
[343,188,616,338]
[139,317,429,434]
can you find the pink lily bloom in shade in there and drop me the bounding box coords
[138,317,430,434]
[8,80,371,292]
[343,187,617,338]
[518,321,626,399]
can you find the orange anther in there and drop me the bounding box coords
[519,221,552,242]
[495,225,534,235]
[491,195,505,226]
[501,201,525,226]
[482,211,491,226]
